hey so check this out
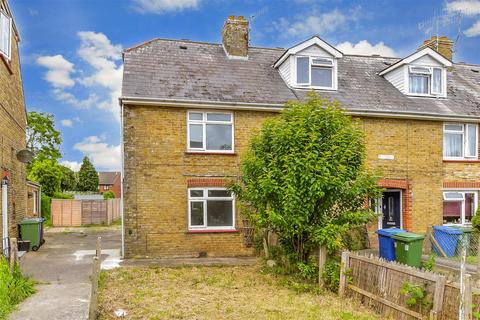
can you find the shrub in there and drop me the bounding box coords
[52,192,73,199]
[0,258,36,319]
[103,191,115,199]
[472,207,480,233]
[41,195,51,221]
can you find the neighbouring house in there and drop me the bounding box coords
[120,16,480,259]
[26,181,41,217]
[0,0,29,256]
[98,171,121,198]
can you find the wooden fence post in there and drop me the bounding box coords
[318,245,327,288]
[464,274,473,320]
[430,274,446,320]
[9,238,18,269]
[88,237,102,320]
[423,225,433,255]
[338,251,349,297]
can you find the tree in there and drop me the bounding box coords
[231,93,381,265]
[26,111,62,161]
[77,157,99,192]
[59,165,77,191]
[27,159,62,196]
[103,190,115,199]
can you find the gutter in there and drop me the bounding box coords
[119,96,480,123]
[120,103,125,259]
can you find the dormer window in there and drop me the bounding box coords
[296,56,335,89]
[0,10,12,60]
[408,66,443,96]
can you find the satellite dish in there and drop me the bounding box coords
[16,149,34,163]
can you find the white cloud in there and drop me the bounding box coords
[60,160,81,172]
[465,20,480,36]
[36,55,75,88]
[336,40,397,57]
[132,0,199,14]
[446,0,480,16]
[36,32,123,119]
[60,119,73,127]
[74,136,121,171]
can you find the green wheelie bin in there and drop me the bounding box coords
[392,232,425,268]
[19,219,42,251]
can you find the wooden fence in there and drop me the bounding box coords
[339,251,478,320]
[51,199,120,227]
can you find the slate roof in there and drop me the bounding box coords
[98,172,119,185]
[122,38,480,118]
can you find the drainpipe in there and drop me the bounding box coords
[120,103,125,259]
[2,177,8,256]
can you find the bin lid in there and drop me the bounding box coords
[392,232,425,242]
[451,226,473,233]
[376,228,407,236]
[20,218,41,225]
[433,226,463,235]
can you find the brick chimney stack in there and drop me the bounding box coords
[418,36,454,60]
[222,16,249,59]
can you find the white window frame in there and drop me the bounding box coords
[187,111,234,153]
[407,65,445,97]
[0,10,12,60]
[443,123,478,160]
[33,191,38,214]
[294,55,336,90]
[443,190,478,225]
[187,187,235,231]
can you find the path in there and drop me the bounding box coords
[9,227,121,320]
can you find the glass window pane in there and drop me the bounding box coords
[189,124,203,148]
[467,124,477,157]
[432,68,442,94]
[444,192,464,200]
[465,193,475,223]
[443,132,463,157]
[311,67,332,87]
[410,66,431,74]
[445,124,463,131]
[296,57,309,84]
[190,201,204,226]
[190,190,204,197]
[312,58,332,66]
[207,200,233,227]
[443,201,461,224]
[206,124,232,150]
[188,112,203,121]
[208,190,231,197]
[207,113,231,122]
[0,13,10,56]
[409,75,429,94]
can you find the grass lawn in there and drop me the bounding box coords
[97,265,380,320]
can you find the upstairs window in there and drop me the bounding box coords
[408,66,443,95]
[187,111,233,152]
[296,56,335,89]
[188,188,235,230]
[0,11,11,60]
[443,123,477,159]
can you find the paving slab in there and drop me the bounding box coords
[9,227,121,320]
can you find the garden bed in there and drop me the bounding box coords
[97,265,380,319]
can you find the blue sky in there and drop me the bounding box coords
[9,0,480,171]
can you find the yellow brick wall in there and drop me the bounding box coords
[124,106,479,257]
[0,22,28,253]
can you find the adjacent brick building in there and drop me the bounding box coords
[121,16,480,259]
[0,0,29,255]
[98,171,121,198]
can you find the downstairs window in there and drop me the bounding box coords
[188,188,235,230]
[443,191,477,225]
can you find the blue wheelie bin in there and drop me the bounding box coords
[432,226,462,257]
[376,228,407,261]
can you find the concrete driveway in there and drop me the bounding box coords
[9,227,121,320]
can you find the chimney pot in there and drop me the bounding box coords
[222,16,249,59]
[418,35,453,60]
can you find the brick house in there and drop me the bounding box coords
[120,16,480,259]
[0,0,29,255]
[98,171,121,198]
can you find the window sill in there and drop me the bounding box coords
[443,159,480,163]
[185,151,237,156]
[187,229,239,234]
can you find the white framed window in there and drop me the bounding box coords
[188,188,235,230]
[443,123,478,159]
[408,66,444,96]
[187,111,234,153]
[295,56,335,89]
[443,191,477,225]
[33,191,38,214]
[0,10,11,60]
